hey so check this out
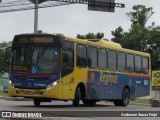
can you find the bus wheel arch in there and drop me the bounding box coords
[72,82,86,106]
[114,85,130,107]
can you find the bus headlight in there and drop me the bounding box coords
[9,80,15,88]
[46,81,58,90]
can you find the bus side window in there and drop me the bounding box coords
[76,45,87,67]
[98,49,107,70]
[61,49,74,77]
[87,46,97,68]
[118,52,126,72]
[108,50,117,71]
[62,50,74,68]
[135,55,142,74]
[127,54,134,73]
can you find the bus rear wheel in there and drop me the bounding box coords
[73,87,81,106]
[34,98,41,107]
[114,88,129,107]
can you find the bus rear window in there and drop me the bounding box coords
[143,57,149,74]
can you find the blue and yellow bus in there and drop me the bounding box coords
[5,33,151,106]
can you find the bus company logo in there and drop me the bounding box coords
[2,112,11,117]
[90,72,95,81]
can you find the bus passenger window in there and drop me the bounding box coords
[108,50,117,71]
[127,54,134,73]
[98,49,107,70]
[62,50,74,68]
[118,52,126,72]
[88,47,97,68]
[142,57,149,74]
[76,45,87,67]
[135,55,142,74]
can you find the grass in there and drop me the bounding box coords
[0,91,9,96]
[130,99,150,104]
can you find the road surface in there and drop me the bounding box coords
[0,99,159,120]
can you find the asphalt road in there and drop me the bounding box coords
[0,99,159,120]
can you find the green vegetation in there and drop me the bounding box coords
[0,91,9,96]
[111,5,160,70]
[0,42,12,76]
[77,5,160,70]
[0,41,11,76]
[130,99,150,104]
[77,32,104,39]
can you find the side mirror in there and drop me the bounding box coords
[5,47,11,65]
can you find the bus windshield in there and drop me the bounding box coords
[12,46,60,74]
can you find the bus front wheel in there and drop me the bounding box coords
[73,87,81,106]
[34,98,41,107]
[114,88,129,107]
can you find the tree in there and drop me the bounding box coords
[146,26,160,70]
[124,25,148,51]
[126,5,154,27]
[112,5,154,51]
[112,25,149,51]
[0,49,6,75]
[111,5,160,70]
[77,32,104,39]
[0,41,11,75]
[0,41,12,49]
[111,26,127,47]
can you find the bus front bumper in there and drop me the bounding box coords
[8,83,61,99]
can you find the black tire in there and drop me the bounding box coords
[82,99,97,106]
[122,88,130,106]
[114,100,120,106]
[114,88,130,107]
[73,87,81,106]
[34,98,41,107]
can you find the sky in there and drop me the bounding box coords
[0,0,160,42]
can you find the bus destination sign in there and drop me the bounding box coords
[18,37,53,44]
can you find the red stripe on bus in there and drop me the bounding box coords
[11,73,55,77]
[128,74,150,79]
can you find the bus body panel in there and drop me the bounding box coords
[87,70,150,100]
[73,68,88,98]
[61,72,74,100]
[9,73,60,89]
[8,73,61,99]
[44,83,61,99]
[8,84,61,99]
